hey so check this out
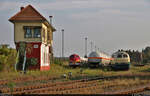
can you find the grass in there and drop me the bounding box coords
[1,61,150,94]
[1,61,150,81]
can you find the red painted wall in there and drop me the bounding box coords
[26,43,41,70]
[15,42,50,71]
[16,42,41,70]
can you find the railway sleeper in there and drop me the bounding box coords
[1,89,10,93]
[63,87,88,94]
[70,89,79,93]
[118,88,145,95]
[2,82,97,94]
[66,85,97,93]
[47,91,55,94]
[12,91,24,94]
[0,82,7,85]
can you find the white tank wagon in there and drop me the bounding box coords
[80,57,88,63]
[88,51,113,68]
[111,51,130,70]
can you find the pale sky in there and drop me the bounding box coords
[0,0,150,57]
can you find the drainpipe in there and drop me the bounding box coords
[22,50,26,72]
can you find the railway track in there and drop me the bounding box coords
[1,73,150,94]
[3,79,150,95]
[0,76,60,86]
[1,73,150,86]
[108,85,150,95]
[0,79,98,94]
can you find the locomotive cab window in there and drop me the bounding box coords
[117,54,122,58]
[70,55,74,59]
[76,55,80,58]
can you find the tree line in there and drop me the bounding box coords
[118,46,150,64]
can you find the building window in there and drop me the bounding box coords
[24,27,32,38]
[34,28,41,38]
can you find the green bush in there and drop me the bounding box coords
[0,55,6,71]
[26,58,38,66]
[0,47,17,72]
[54,58,62,65]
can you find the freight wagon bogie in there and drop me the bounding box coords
[88,62,100,68]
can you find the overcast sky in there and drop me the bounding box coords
[0,0,150,57]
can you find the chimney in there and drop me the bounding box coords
[49,16,53,24]
[20,6,24,11]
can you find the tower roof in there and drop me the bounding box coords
[9,5,56,31]
[9,5,47,22]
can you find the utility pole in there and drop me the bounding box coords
[140,52,143,64]
[84,37,88,58]
[49,16,53,63]
[95,45,97,51]
[90,41,93,52]
[98,48,100,51]
[62,29,64,58]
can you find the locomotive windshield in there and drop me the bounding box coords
[70,55,74,59]
[123,54,128,58]
[69,54,80,59]
[112,52,129,58]
[117,54,122,58]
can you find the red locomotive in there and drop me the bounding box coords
[69,54,81,67]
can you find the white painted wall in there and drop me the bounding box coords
[41,43,49,66]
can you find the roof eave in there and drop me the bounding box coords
[9,19,14,23]
[44,21,56,32]
[9,19,46,23]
